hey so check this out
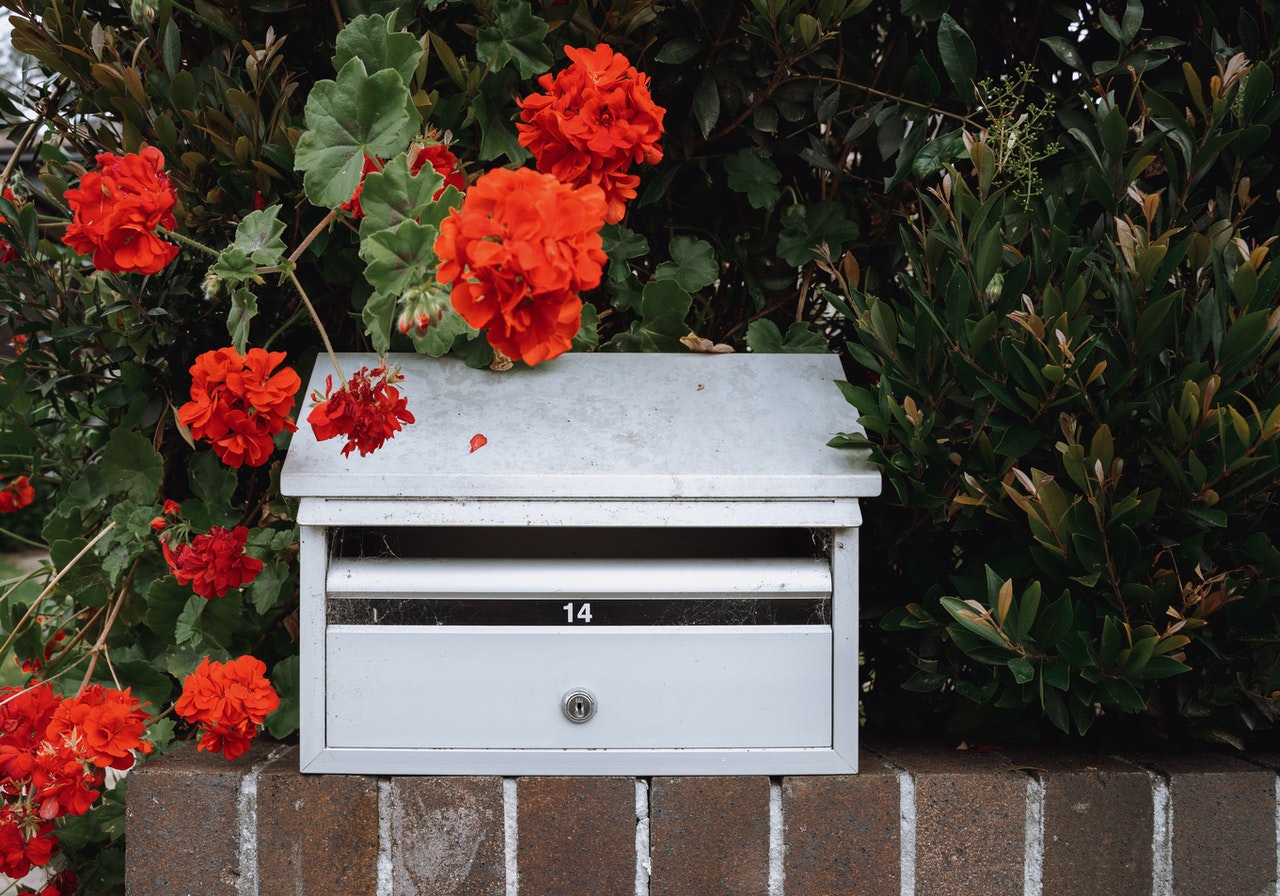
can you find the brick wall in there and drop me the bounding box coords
[125,740,1280,896]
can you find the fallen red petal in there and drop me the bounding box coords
[469,433,487,453]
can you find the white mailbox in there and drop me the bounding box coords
[281,352,880,774]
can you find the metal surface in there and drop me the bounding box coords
[561,689,597,723]
[281,353,881,501]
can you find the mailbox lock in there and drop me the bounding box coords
[561,688,597,724]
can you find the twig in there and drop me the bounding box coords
[287,270,345,383]
[0,118,42,194]
[287,209,338,264]
[78,556,140,694]
[0,521,116,662]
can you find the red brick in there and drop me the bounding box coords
[255,745,380,895]
[649,776,768,896]
[517,777,635,896]
[124,740,275,896]
[1009,749,1152,894]
[873,741,1027,896]
[1132,752,1276,896]
[783,750,900,896]
[388,776,505,896]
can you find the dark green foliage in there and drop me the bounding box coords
[836,4,1280,748]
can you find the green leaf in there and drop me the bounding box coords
[100,428,163,502]
[937,14,976,93]
[475,0,553,79]
[249,560,291,615]
[694,72,720,138]
[606,280,692,352]
[572,302,600,351]
[941,596,1008,648]
[227,204,288,268]
[777,201,860,267]
[227,288,259,354]
[655,236,718,292]
[472,78,528,163]
[746,320,829,353]
[174,595,206,646]
[357,154,448,239]
[912,130,965,179]
[362,290,397,356]
[294,59,419,209]
[189,445,238,511]
[361,220,441,297]
[724,149,782,210]
[333,13,424,85]
[409,307,474,357]
[1008,656,1035,684]
[1120,0,1143,44]
[1041,36,1085,72]
[656,38,702,64]
[1217,309,1271,375]
[265,655,301,738]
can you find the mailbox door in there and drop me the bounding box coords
[325,624,832,749]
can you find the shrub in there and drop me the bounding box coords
[836,7,1280,748]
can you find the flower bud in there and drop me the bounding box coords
[396,284,452,335]
[130,0,158,22]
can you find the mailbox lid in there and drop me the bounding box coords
[281,352,880,500]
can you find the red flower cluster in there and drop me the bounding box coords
[175,656,280,760]
[0,476,34,514]
[517,44,665,224]
[0,683,151,880]
[162,524,263,599]
[177,347,300,468]
[307,363,415,457]
[344,140,466,218]
[1,187,21,263]
[61,147,179,275]
[434,167,608,365]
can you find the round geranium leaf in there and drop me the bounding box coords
[294,58,420,209]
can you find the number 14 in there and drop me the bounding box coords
[563,602,593,623]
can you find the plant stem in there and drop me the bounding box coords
[0,521,116,662]
[288,209,338,264]
[288,270,345,383]
[0,118,42,195]
[164,227,220,258]
[803,75,981,128]
[78,556,139,694]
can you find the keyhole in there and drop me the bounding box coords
[561,688,596,723]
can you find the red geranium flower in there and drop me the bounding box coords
[307,363,415,457]
[343,139,466,218]
[162,525,263,599]
[176,347,300,468]
[0,810,57,880]
[0,476,34,513]
[175,655,280,760]
[517,44,665,224]
[0,681,152,879]
[61,147,180,275]
[434,167,608,365]
[46,685,152,772]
